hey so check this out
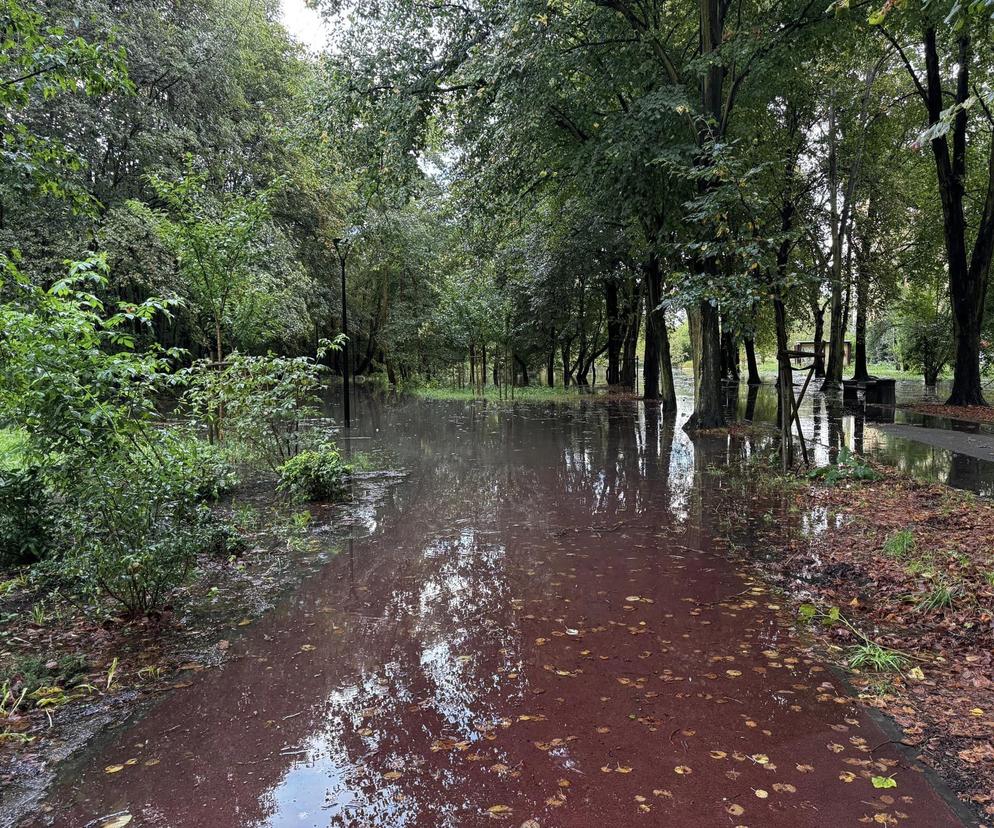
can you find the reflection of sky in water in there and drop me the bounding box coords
[249,529,514,828]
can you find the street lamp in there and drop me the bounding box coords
[332,229,359,429]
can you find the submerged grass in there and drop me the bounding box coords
[408,383,629,403]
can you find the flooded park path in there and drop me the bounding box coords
[23,395,972,827]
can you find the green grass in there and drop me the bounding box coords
[882,529,916,559]
[409,383,618,403]
[754,360,950,382]
[848,642,909,672]
[914,583,957,613]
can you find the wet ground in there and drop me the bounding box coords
[18,393,974,827]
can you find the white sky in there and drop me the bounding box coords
[280,0,330,53]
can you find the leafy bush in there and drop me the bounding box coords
[807,446,882,485]
[277,448,351,502]
[182,342,341,471]
[51,453,217,616]
[165,430,239,499]
[0,466,55,566]
[0,256,234,614]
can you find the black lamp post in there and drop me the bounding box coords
[332,235,352,430]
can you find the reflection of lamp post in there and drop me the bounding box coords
[332,234,354,429]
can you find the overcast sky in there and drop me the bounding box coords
[280,0,329,53]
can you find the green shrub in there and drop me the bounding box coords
[0,466,55,566]
[277,448,351,502]
[165,430,239,499]
[182,343,341,472]
[49,452,220,617]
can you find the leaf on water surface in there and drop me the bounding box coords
[796,763,815,773]
[673,765,692,775]
[839,771,857,783]
[754,789,769,798]
[487,804,512,815]
[237,618,252,626]
[383,771,403,780]
[99,817,132,828]
[300,644,316,651]
[871,776,897,789]
[104,764,124,774]
[727,804,745,816]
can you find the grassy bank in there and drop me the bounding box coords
[754,360,948,383]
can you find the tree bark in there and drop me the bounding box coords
[605,279,622,386]
[744,336,761,385]
[686,0,726,430]
[920,27,992,406]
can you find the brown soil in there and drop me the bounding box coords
[904,403,994,425]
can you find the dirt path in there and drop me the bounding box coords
[18,400,968,827]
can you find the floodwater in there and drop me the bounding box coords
[731,378,994,496]
[21,391,973,827]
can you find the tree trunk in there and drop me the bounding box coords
[643,273,660,400]
[547,343,555,387]
[658,313,676,413]
[605,279,622,386]
[514,353,530,386]
[744,336,761,385]
[688,301,725,429]
[561,342,573,387]
[621,292,640,390]
[811,300,826,378]
[920,27,991,406]
[852,266,870,381]
[686,0,726,430]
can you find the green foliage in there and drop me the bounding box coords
[50,448,217,616]
[914,582,957,613]
[130,167,279,362]
[0,653,89,711]
[0,254,228,614]
[182,342,341,471]
[278,448,351,503]
[0,0,130,212]
[0,465,54,566]
[807,447,883,486]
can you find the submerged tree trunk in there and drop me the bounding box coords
[688,301,725,429]
[621,292,640,391]
[852,265,870,381]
